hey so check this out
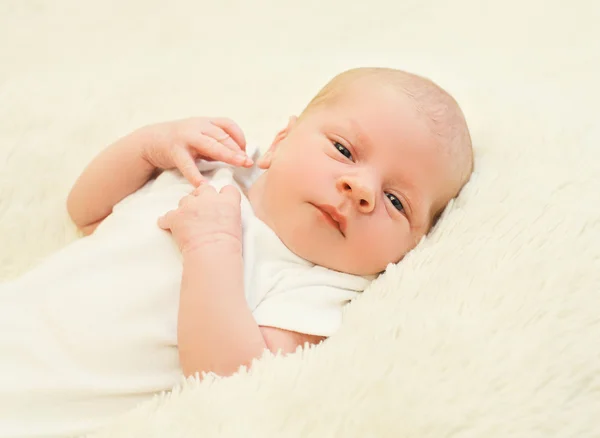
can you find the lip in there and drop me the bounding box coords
[313,203,347,236]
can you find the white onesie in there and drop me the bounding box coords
[0,146,372,438]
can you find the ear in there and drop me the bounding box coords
[257,116,297,169]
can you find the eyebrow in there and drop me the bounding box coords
[346,118,373,151]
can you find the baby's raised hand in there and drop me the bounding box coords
[140,117,252,187]
[157,184,243,255]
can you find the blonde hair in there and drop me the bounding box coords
[301,67,474,204]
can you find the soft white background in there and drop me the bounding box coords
[1,0,599,436]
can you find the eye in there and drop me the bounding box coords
[333,141,353,161]
[386,193,405,213]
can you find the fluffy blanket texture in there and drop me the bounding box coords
[1,0,599,436]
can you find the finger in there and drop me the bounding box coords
[192,183,216,196]
[201,124,244,155]
[172,147,205,187]
[193,135,251,168]
[219,184,242,203]
[157,212,171,230]
[256,150,271,169]
[210,118,247,152]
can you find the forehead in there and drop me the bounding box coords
[318,82,457,224]
[329,81,428,145]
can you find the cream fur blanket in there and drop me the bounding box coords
[1,0,599,437]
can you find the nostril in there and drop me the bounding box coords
[359,199,369,207]
[343,183,351,191]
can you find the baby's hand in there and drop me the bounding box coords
[140,117,252,187]
[157,184,243,255]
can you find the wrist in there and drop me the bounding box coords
[132,126,159,169]
[182,234,242,258]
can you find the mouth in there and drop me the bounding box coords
[312,203,347,237]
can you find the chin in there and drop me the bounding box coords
[278,224,334,268]
[285,235,371,275]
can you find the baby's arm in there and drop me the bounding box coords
[67,128,155,235]
[178,239,262,377]
[158,184,324,378]
[178,238,325,377]
[67,118,250,235]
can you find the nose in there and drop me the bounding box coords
[336,174,376,213]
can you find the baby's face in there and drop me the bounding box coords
[250,80,458,276]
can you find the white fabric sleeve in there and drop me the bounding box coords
[252,284,361,338]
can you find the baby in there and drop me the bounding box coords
[0,67,472,437]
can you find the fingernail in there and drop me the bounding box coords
[235,154,249,165]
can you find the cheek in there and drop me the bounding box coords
[281,147,333,189]
[278,142,310,172]
[269,147,304,184]
[358,214,411,263]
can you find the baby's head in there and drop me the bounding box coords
[249,67,473,276]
